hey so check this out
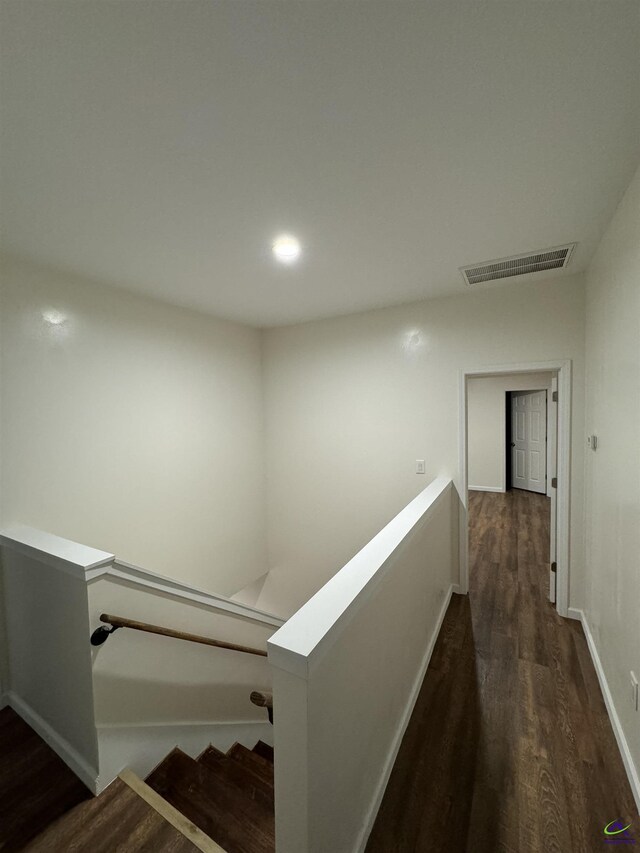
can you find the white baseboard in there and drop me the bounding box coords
[451,583,463,595]
[566,607,582,621]
[356,583,454,853]
[573,609,640,813]
[468,485,505,493]
[96,718,273,794]
[8,691,99,792]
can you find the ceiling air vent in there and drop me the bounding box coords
[460,243,576,286]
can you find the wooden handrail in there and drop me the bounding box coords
[91,613,268,657]
[250,690,273,709]
[250,690,273,725]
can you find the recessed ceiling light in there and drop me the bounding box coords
[272,233,301,264]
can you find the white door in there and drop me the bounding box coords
[511,390,547,493]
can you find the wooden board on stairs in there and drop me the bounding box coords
[145,747,275,853]
[23,777,212,853]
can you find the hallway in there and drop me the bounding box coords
[367,489,637,852]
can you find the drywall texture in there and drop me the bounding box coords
[468,372,553,492]
[270,481,457,853]
[262,274,586,617]
[583,164,640,785]
[0,254,267,596]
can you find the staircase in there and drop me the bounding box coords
[145,741,275,853]
[18,728,275,852]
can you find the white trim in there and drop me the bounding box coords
[0,525,114,580]
[566,607,582,621]
[356,584,454,853]
[555,361,572,617]
[571,610,640,813]
[458,359,572,616]
[103,561,284,628]
[468,485,504,493]
[7,691,99,792]
[268,477,452,678]
[97,716,272,730]
[548,377,558,603]
[547,377,557,499]
[451,583,462,595]
[0,524,284,629]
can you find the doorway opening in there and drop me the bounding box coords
[458,360,571,616]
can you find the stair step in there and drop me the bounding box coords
[252,741,274,764]
[197,744,225,762]
[227,744,274,788]
[199,746,273,809]
[146,749,274,853]
[24,777,204,852]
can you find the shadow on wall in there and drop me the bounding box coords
[92,674,271,726]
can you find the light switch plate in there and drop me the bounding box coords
[416,459,425,474]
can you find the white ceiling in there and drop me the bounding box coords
[1,2,639,327]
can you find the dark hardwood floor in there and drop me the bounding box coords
[367,489,638,853]
[0,705,91,851]
[24,777,205,853]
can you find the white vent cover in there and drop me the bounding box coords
[460,243,576,286]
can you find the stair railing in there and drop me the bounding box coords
[250,690,273,724]
[90,613,268,657]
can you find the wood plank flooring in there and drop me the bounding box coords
[23,777,206,853]
[366,489,637,853]
[0,705,91,852]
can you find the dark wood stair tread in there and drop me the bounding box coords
[196,743,225,762]
[146,749,274,853]
[24,777,201,852]
[198,746,274,809]
[252,741,274,764]
[227,744,275,787]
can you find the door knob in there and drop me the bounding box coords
[511,442,515,447]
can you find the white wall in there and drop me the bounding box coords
[89,576,275,728]
[583,164,640,796]
[269,478,458,853]
[468,372,553,492]
[0,254,267,596]
[261,273,586,617]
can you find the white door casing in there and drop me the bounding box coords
[511,390,547,494]
[548,377,558,603]
[459,359,572,619]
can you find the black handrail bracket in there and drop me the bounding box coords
[90,624,120,646]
